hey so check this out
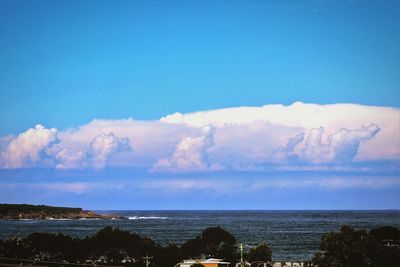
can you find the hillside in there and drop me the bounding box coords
[0,204,112,219]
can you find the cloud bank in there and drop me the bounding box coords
[300,124,380,164]
[0,124,57,168]
[153,126,219,172]
[0,102,399,172]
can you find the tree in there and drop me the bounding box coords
[369,226,400,242]
[0,226,243,267]
[180,227,237,262]
[312,225,375,267]
[312,225,400,267]
[201,227,236,247]
[369,226,400,266]
[201,227,236,260]
[181,236,204,258]
[248,242,272,263]
[154,244,182,267]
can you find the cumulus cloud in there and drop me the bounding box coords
[270,132,305,162]
[0,103,398,172]
[54,148,86,169]
[53,132,132,169]
[160,102,391,129]
[88,132,132,169]
[152,126,222,172]
[50,119,189,168]
[0,124,57,168]
[161,102,399,161]
[300,124,380,164]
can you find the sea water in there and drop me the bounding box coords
[1,210,399,260]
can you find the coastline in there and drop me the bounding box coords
[1,209,399,261]
[0,203,126,220]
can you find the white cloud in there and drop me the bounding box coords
[248,176,400,190]
[270,132,305,162]
[0,182,125,195]
[0,124,57,168]
[54,148,86,169]
[161,102,399,161]
[88,132,132,169]
[152,125,223,172]
[160,102,391,129]
[0,103,399,172]
[53,131,132,169]
[300,124,380,164]
[51,119,189,168]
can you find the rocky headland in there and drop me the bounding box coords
[0,204,124,220]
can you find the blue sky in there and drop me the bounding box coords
[1,0,399,135]
[0,0,399,209]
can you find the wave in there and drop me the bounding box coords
[13,218,73,221]
[128,216,168,220]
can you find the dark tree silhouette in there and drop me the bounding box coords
[312,225,400,267]
[0,226,238,266]
[2,224,398,267]
[248,242,272,263]
[201,226,237,262]
[154,244,182,267]
[369,226,400,241]
[181,236,204,258]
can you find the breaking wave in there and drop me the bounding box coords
[128,216,168,220]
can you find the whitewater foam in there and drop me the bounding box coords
[128,216,168,220]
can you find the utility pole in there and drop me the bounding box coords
[142,255,153,267]
[240,243,244,267]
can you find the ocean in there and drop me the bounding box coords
[1,210,399,260]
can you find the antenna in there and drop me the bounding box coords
[142,255,153,267]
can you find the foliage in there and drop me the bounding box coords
[0,226,240,266]
[247,242,272,263]
[153,244,182,267]
[201,226,236,262]
[3,224,398,267]
[180,226,238,263]
[369,225,400,241]
[181,236,203,258]
[0,204,82,218]
[312,225,400,267]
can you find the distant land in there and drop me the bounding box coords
[0,204,123,220]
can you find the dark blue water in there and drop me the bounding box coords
[1,210,399,260]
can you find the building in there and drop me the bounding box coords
[271,262,314,267]
[382,239,400,248]
[177,258,231,267]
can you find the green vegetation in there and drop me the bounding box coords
[0,204,82,215]
[0,224,398,267]
[0,204,105,219]
[313,225,400,267]
[248,242,272,263]
[0,226,268,266]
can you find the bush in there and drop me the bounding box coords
[248,242,272,263]
[312,225,400,267]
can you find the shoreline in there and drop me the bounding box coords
[0,203,126,220]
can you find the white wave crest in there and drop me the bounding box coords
[128,216,168,220]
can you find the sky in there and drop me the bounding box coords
[0,0,399,210]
